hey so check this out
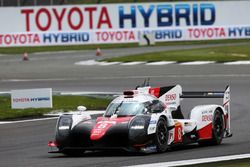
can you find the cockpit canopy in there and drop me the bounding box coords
[104,94,165,117]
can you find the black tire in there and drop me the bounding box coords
[211,110,224,145]
[199,110,224,146]
[154,117,168,152]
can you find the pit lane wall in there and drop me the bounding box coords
[0,1,250,47]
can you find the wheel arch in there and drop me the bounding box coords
[214,106,226,129]
[159,115,168,122]
[215,106,226,116]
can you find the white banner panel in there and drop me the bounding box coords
[0,1,250,46]
[11,88,53,109]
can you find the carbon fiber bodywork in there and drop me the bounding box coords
[55,115,155,152]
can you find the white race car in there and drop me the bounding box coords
[49,84,232,155]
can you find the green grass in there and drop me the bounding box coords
[1,39,250,54]
[103,43,250,62]
[0,43,137,54]
[183,158,250,167]
[0,95,112,120]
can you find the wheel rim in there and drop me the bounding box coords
[157,122,167,145]
[214,113,223,138]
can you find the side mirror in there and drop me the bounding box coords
[77,106,87,112]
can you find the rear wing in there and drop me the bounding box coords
[181,91,225,98]
[180,85,230,114]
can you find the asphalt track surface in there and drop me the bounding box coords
[0,44,250,166]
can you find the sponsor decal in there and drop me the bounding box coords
[202,110,212,114]
[20,3,216,31]
[202,114,213,122]
[187,27,226,39]
[91,121,115,140]
[43,32,90,43]
[149,120,157,124]
[0,2,249,47]
[118,3,215,28]
[21,7,112,31]
[12,97,50,103]
[154,29,182,40]
[95,30,135,43]
[147,115,158,134]
[11,88,52,109]
[91,117,132,140]
[0,33,40,46]
[228,26,250,38]
[165,94,176,101]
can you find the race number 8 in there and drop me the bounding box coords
[178,127,182,141]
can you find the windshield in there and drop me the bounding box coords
[105,102,145,117]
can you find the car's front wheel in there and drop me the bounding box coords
[154,117,168,152]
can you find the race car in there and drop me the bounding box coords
[48,84,232,155]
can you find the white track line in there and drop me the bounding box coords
[146,61,176,65]
[74,61,250,66]
[75,60,99,66]
[0,117,57,124]
[0,78,74,82]
[180,61,215,65]
[98,61,120,66]
[126,153,250,167]
[224,61,250,65]
[75,60,121,66]
[120,62,146,65]
[0,92,9,94]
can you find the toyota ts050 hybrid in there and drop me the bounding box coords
[48,84,232,155]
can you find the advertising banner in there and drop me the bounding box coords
[11,88,53,109]
[0,1,250,46]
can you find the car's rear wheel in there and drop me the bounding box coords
[211,110,224,145]
[199,110,224,146]
[154,117,168,152]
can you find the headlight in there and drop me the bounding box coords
[57,116,72,131]
[130,118,145,130]
[131,125,145,130]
